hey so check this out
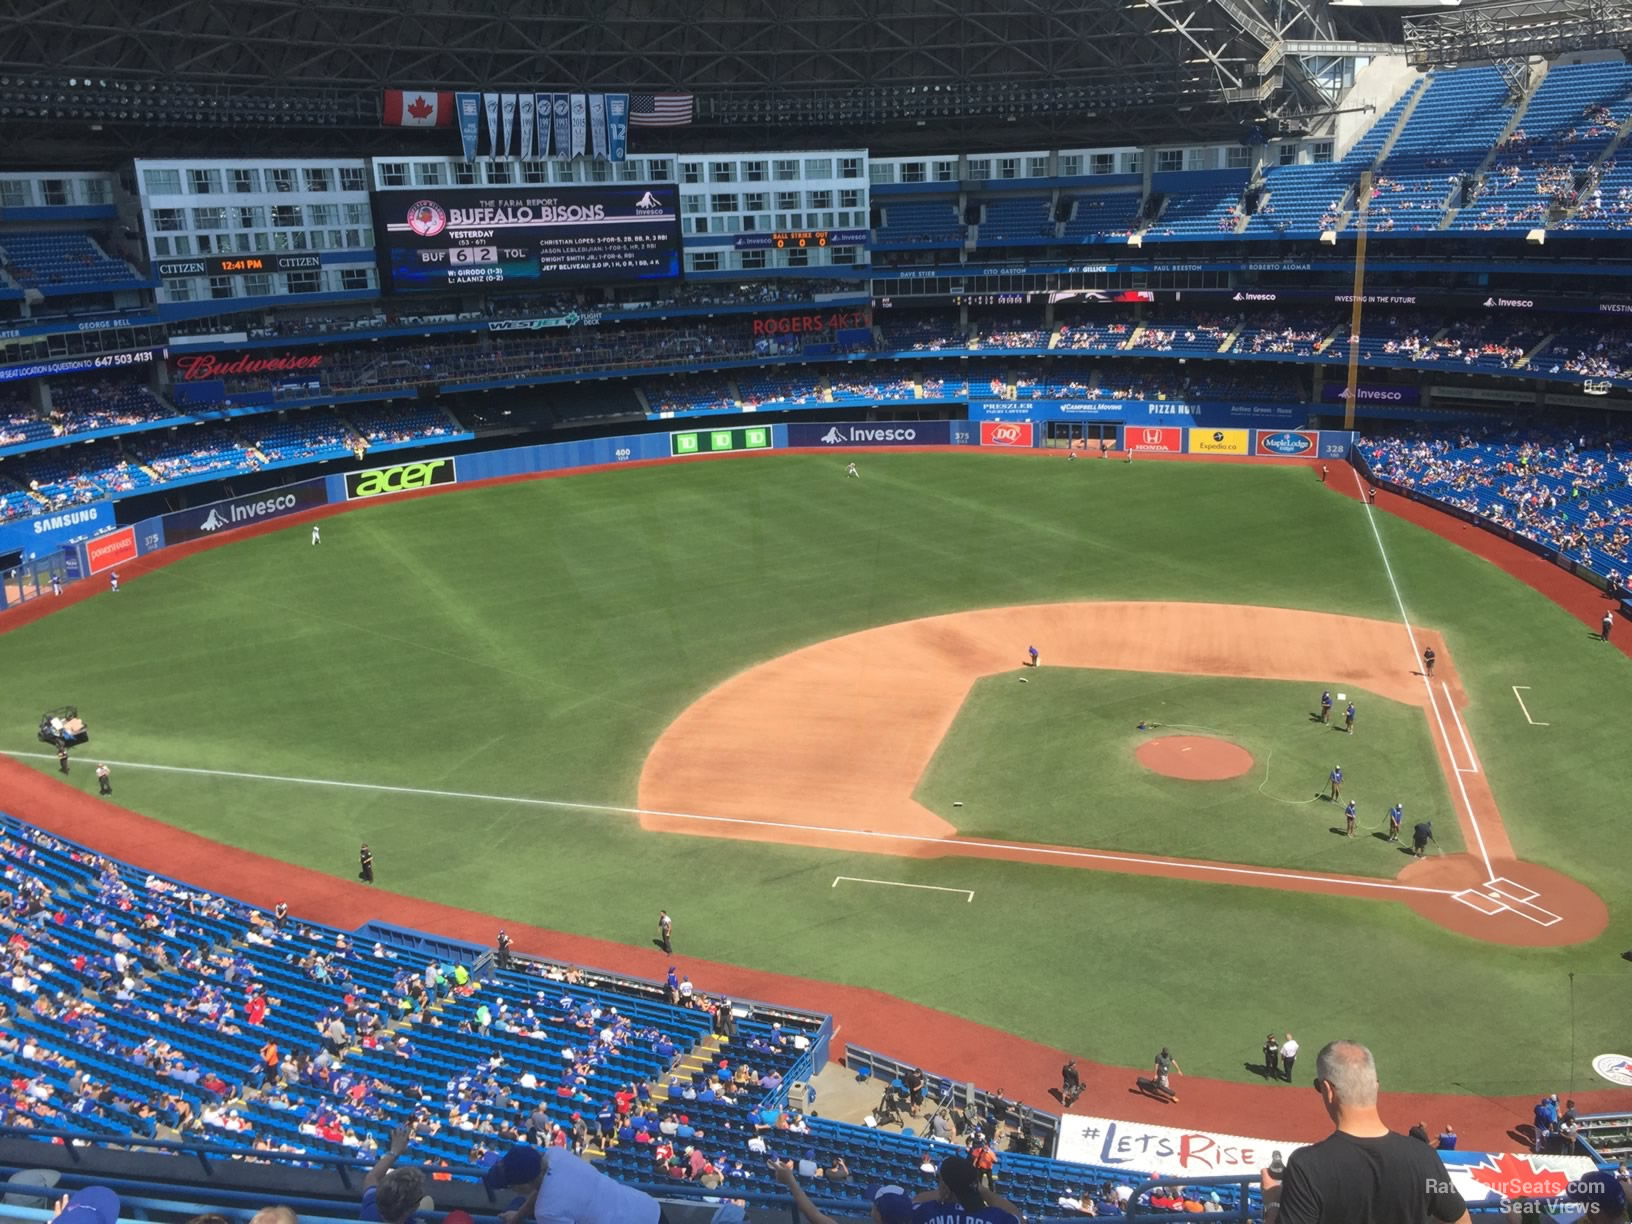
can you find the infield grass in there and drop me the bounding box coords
[1,452,1629,1094]
[915,671,1459,873]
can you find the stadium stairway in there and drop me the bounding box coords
[1439,62,1547,230]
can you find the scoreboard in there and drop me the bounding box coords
[373,184,682,292]
[734,228,869,251]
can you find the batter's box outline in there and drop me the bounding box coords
[1486,876,1539,903]
[1453,884,1563,927]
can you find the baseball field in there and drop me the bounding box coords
[2,451,1629,1118]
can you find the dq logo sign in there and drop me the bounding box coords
[1126,427,1182,454]
[980,421,1033,448]
[345,458,456,500]
[1257,430,1316,456]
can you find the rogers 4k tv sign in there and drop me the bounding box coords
[344,457,457,500]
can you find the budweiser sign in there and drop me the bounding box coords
[174,352,325,381]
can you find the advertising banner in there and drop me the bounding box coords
[1057,1115,1304,1181]
[1188,428,1249,455]
[1059,1114,1593,1208]
[970,401,1309,429]
[0,503,115,559]
[980,421,1033,448]
[787,422,950,447]
[84,526,136,574]
[670,427,772,457]
[344,457,457,500]
[172,352,323,382]
[1255,429,1318,457]
[162,479,329,544]
[1320,383,1421,407]
[751,310,869,338]
[1123,426,1183,454]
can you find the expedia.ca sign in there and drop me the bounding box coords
[344,457,457,500]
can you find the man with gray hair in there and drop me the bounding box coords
[1261,1040,1468,1224]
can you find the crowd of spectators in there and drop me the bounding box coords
[1361,421,1632,585]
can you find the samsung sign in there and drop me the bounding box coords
[787,421,951,447]
[161,479,329,544]
[0,501,115,558]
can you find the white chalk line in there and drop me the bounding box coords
[4,749,1457,898]
[833,877,974,902]
[1349,466,1494,878]
[1511,685,1550,727]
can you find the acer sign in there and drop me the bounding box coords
[174,352,324,382]
[980,421,1034,448]
[750,311,868,337]
[344,457,457,500]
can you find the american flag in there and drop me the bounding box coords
[631,93,694,127]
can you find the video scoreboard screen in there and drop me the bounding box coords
[373,184,682,292]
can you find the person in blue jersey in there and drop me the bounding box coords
[1343,800,1357,838]
[1319,690,1333,723]
[1344,702,1356,734]
[1027,645,1039,668]
[1412,821,1435,858]
[1327,765,1342,802]
[910,1155,1024,1224]
[1388,804,1403,843]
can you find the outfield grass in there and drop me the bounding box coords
[915,671,1459,874]
[1,452,1629,1093]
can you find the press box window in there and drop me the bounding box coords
[340,268,370,291]
[285,271,320,294]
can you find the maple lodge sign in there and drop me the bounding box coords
[173,352,324,381]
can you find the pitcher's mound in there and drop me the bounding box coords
[1135,735,1254,781]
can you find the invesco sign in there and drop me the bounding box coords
[345,457,457,500]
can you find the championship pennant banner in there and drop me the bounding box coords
[450,91,632,162]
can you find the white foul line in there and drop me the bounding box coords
[1511,686,1550,727]
[834,876,974,902]
[1349,467,1494,878]
[3,749,1457,898]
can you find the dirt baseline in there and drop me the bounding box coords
[639,600,1606,947]
[1135,734,1255,780]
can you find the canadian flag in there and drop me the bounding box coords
[382,90,454,127]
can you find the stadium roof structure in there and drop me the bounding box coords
[0,0,1410,162]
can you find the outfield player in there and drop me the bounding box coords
[1327,765,1343,801]
[312,524,321,545]
[1344,701,1356,734]
[109,571,119,593]
[846,462,860,479]
[1319,690,1333,723]
[1388,803,1404,842]
[1344,800,1357,838]
[50,573,61,596]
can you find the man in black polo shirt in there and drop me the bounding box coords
[1262,1040,1467,1224]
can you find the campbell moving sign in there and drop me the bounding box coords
[751,310,868,337]
[162,479,329,544]
[344,457,457,500]
[173,352,324,381]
